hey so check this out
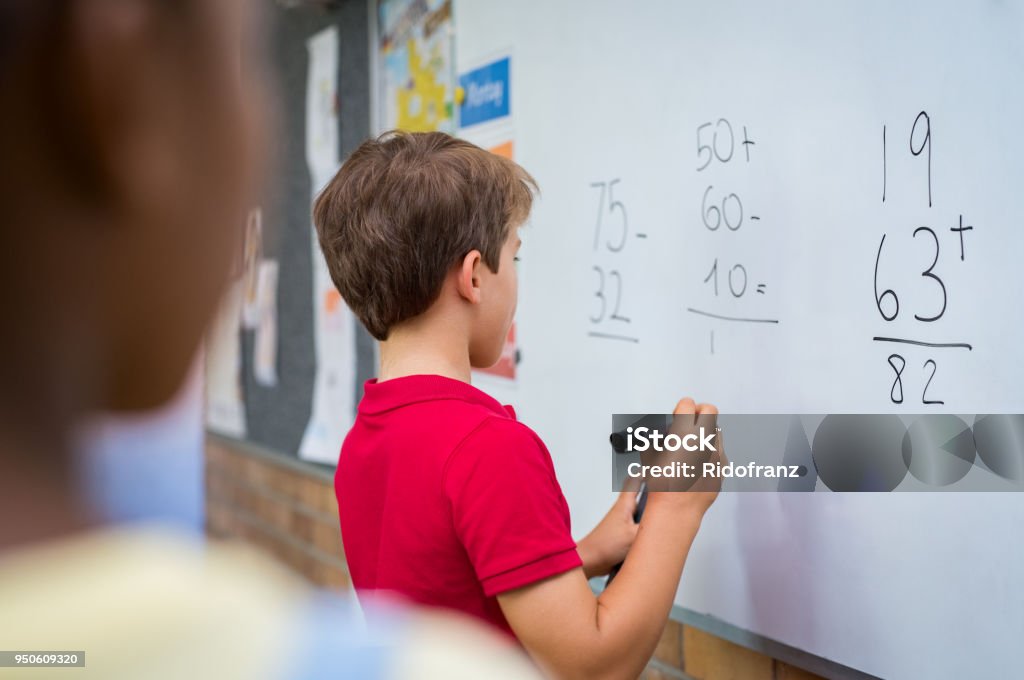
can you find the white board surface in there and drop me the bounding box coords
[453,2,1024,678]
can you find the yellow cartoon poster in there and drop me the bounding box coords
[378,0,456,132]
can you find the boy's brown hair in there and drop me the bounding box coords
[314,130,537,340]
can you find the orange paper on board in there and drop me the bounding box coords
[489,141,514,159]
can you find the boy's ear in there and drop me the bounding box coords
[455,250,483,304]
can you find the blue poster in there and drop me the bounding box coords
[459,56,510,127]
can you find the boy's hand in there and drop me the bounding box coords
[644,397,723,515]
[580,398,722,578]
[576,488,640,578]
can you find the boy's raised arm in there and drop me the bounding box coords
[497,399,721,680]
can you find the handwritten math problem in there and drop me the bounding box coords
[587,178,642,343]
[578,110,991,408]
[875,111,975,406]
[687,118,777,354]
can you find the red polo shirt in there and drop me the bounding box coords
[335,374,581,637]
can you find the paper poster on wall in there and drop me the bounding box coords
[204,279,247,438]
[458,55,510,128]
[378,0,456,132]
[253,259,279,387]
[241,207,263,329]
[305,27,340,186]
[299,25,357,464]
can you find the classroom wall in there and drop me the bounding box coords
[238,0,375,456]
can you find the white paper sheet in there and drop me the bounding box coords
[204,279,247,437]
[299,26,357,464]
[253,259,279,387]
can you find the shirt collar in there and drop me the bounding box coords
[357,374,514,419]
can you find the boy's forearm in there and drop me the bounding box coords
[576,535,610,579]
[591,496,705,677]
[576,538,600,579]
[499,499,705,680]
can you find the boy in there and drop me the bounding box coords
[316,131,722,679]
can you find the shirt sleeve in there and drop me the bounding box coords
[443,416,582,597]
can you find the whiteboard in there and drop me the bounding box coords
[452,2,1024,678]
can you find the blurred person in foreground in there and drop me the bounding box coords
[0,1,540,678]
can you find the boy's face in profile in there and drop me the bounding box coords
[469,228,521,369]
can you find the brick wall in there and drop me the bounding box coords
[646,621,826,679]
[205,435,348,591]
[205,435,832,680]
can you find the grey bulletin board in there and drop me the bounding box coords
[234,0,375,464]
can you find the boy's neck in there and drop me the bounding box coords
[377,317,473,384]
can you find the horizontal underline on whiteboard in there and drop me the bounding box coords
[686,308,780,324]
[587,331,640,343]
[872,336,973,351]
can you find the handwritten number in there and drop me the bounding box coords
[728,264,747,297]
[590,182,606,251]
[609,271,630,322]
[713,118,735,163]
[702,185,721,231]
[703,259,719,295]
[874,234,899,321]
[607,179,628,252]
[723,193,743,231]
[888,354,906,404]
[910,111,932,207]
[703,187,744,232]
[591,180,628,251]
[913,227,946,322]
[922,359,943,405]
[591,266,629,324]
[696,123,713,171]
[697,119,736,170]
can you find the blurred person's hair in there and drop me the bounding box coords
[0,1,210,205]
